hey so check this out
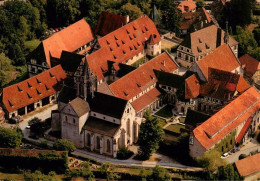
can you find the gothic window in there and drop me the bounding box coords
[73,118,76,124]
[107,139,111,153]
[87,133,91,146]
[96,136,100,149]
[127,119,130,136]
[185,55,189,60]
[65,116,68,122]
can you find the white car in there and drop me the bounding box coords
[26,125,30,129]
[221,153,229,159]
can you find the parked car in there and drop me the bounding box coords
[221,153,229,158]
[9,115,23,124]
[26,125,31,129]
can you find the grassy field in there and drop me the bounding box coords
[151,116,167,127]
[155,105,173,118]
[179,117,185,124]
[0,173,24,180]
[164,124,185,134]
[114,167,152,176]
[3,66,28,87]
[24,39,41,52]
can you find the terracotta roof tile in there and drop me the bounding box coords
[235,117,253,143]
[42,19,94,67]
[2,65,67,113]
[87,15,161,81]
[109,52,178,100]
[237,76,251,93]
[239,54,260,78]
[197,44,240,80]
[131,88,161,113]
[95,12,129,36]
[182,25,238,56]
[235,153,260,177]
[185,74,200,99]
[178,0,197,13]
[193,87,260,150]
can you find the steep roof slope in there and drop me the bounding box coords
[87,15,161,81]
[2,65,67,112]
[193,87,260,150]
[69,97,90,117]
[109,52,179,100]
[235,153,260,177]
[239,54,260,77]
[40,19,94,67]
[178,0,197,13]
[196,44,240,80]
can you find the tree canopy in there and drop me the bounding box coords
[0,127,22,148]
[53,139,76,153]
[138,109,164,160]
[119,3,144,20]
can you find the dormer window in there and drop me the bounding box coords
[8,100,13,107]
[122,50,126,54]
[205,43,210,49]
[116,42,120,47]
[121,40,125,44]
[133,45,137,50]
[27,82,32,88]
[133,33,136,38]
[145,26,148,31]
[49,72,54,77]
[142,29,145,34]
[106,40,110,45]
[197,46,202,53]
[114,55,117,59]
[36,77,41,83]
[110,47,113,51]
[45,84,50,90]
[123,91,128,96]
[114,35,118,40]
[27,92,32,99]
[17,86,22,92]
[133,25,136,30]
[129,35,132,40]
[36,88,41,95]
[137,83,141,88]
[126,29,130,34]
[129,46,133,51]
[137,42,140,46]
[198,38,202,43]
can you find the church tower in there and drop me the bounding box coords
[224,21,229,44]
[76,57,97,102]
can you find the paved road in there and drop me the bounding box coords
[226,139,260,163]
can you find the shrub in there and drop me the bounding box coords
[53,139,76,153]
[65,162,94,180]
[0,127,22,148]
[39,140,49,149]
[149,165,171,181]
[117,147,134,160]
[239,154,247,160]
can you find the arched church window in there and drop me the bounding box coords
[107,139,111,153]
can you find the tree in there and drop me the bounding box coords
[150,165,171,181]
[196,0,205,8]
[197,149,227,171]
[119,3,144,20]
[65,162,94,180]
[159,0,181,33]
[230,0,256,28]
[0,53,15,87]
[53,139,76,153]
[24,170,61,181]
[0,127,22,148]
[216,164,241,180]
[234,26,259,59]
[99,162,120,181]
[138,110,164,160]
[28,117,41,126]
[28,117,45,137]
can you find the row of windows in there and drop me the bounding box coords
[86,134,111,153]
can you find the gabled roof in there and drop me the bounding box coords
[95,12,129,37]
[181,25,238,56]
[237,76,251,93]
[36,19,94,67]
[87,15,161,81]
[154,70,184,89]
[235,153,260,177]
[235,117,253,143]
[178,0,197,13]
[239,54,260,78]
[83,116,120,137]
[196,44,240,80]
[60,51,85,73]
[69,97,90,117]
[109,52,179,100]
[193,87,260,150]
[89,92,128,119]
[2,65,67,113]
[185,74,200,99]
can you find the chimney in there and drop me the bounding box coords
[126,15,129,24]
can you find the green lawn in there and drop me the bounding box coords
[131,57,145,67]
[155,105,173,118]
[164,124,185,134]
[24,39,41,52]
[151,116,167,127]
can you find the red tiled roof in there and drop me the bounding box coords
[235,117,253,143]
[193,87,260,150]
[235,153,260,177]
[42,19,94,67]
[184,25,238,56]
[87,15,161,81]
[239,54,260,78]
[197,44,240,80]
[2,65,67,113]
[237,76,251,93]
[185,74,200,99]
[131,88,161,112]
[95,12,129,36]
[178,0,197,13]
[109,52,179,100]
